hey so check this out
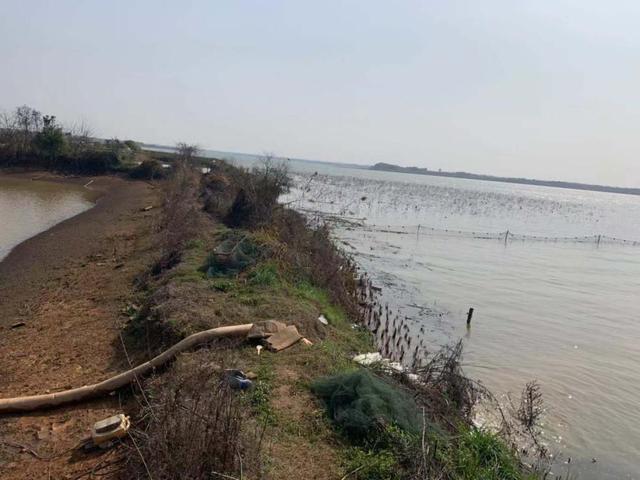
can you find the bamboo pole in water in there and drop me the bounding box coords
[0,323,253,414]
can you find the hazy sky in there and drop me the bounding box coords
[2,1,640,186]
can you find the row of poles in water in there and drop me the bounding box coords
[359,224,640,246]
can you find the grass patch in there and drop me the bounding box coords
[343,447,400,480]
[209,278,236,292]
[185,238,205,250]
[448,428,524,480]
[293,281,347,326]
[247,358,277,426]
[248,261,280,287]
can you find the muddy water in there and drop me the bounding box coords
[282,166,640,480]
[0,177,94,261]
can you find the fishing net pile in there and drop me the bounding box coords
[202,233,260,277]
[311,370,420,441]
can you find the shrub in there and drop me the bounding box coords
[202,157,291,228]
[152,151,202,274]
[126,356,263,479]
[71,149,120,174]
[130,159,167,180]
[226,158,291,228]
[409,340,481,426]
[124,139,140,152]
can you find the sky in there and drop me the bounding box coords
[1,1,640,186]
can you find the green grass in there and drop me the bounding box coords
[209,278,236,292]
[185,238,205,250]
[343,447,401,480]
[248,261,280,287]
[448,428,524,480]
[246,357,277,426]
[292,281,347,326]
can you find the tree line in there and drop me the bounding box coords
[0,105,139,174]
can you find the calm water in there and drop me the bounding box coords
[0,177,93,261]
[280,163,640,480]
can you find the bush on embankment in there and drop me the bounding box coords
[202,158,362,321]
[128,158,167,180]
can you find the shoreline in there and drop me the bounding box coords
[0,172,132,328]
[0,172,101,265]
[0,164,550,479]
[0,173,161,479]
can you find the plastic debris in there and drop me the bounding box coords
[224,369,253,390]
[352,352,383,365]
[91,414,130,447]
[353,352,417,380]
[256,345,263,355]
[317,315,328,325]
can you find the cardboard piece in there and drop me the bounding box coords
[265,325,303,352]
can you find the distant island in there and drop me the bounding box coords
[371,162,640,196]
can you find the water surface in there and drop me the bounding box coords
[0,177,94,261]
[281,165,640,480]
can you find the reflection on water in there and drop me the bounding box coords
[0,177,94,261]
[283,166,640,480]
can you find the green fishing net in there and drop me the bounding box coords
[312,370,420,441]
[203,233,260,277]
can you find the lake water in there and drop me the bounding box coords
[150,147,640,477]
[0,177,94,262]
[278,162,640,480]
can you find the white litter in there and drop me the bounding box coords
[352,352,416,379]
[318,315,329,325]
[352,352,383,365]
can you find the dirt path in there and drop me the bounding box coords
[0,174,160,479]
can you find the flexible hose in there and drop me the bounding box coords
[0,323,253,414]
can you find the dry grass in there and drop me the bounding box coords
[151,156,202,275]
[125,353,264,479]
[409,340,481,427]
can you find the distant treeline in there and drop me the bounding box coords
[371,162,640,196]
[0,105,142,175]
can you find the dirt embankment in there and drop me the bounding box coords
[0,173,161,479]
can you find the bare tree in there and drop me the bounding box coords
[0,105,44,162]
[15,105,42,134]
[175,142,199,163]
[67,119,94,159]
